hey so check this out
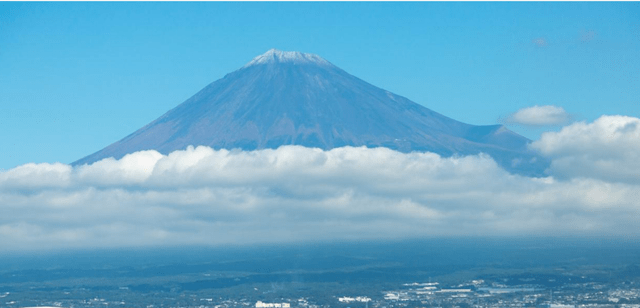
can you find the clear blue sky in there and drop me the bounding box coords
[1,2,639,169]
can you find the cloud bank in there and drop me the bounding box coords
[531,115,640,183]
[1,115,639,251]
[504,105,571,127]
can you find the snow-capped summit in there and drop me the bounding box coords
[244,49,332,67]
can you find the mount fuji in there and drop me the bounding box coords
[74,49,548,175]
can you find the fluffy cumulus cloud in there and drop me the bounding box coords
[504,105,571,127]
[531,115,640,183]
[1,115,639,251]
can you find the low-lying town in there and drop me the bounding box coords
[4,276,640,308]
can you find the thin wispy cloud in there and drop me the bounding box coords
[532,37,547,47]
[580,30,598,42]
[1,115,639,251]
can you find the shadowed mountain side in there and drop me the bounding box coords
[74,49,548,175]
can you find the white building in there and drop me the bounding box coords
[255,301,290,308]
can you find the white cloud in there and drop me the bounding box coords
[76,150,163,185]
[530,115,640,183]
[0,162,71,189]
[1,142,639,251]
[504,105,571,127]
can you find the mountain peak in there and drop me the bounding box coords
[244,49,332,67]
[74,49,548,176]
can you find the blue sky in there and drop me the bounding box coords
[1,2,639,169]
[2,2,640,250]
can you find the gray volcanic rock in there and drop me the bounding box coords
[74,49,548,175]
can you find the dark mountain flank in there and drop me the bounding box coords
[74,49,547,175]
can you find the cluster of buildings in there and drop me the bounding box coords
[338,296,372,303]
[363,280,640,308]
[255,301,291,308]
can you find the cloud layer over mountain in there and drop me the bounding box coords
[1,115,638,251]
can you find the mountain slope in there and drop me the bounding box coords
[74,49,547,175]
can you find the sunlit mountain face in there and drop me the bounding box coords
[74,49,547,175]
